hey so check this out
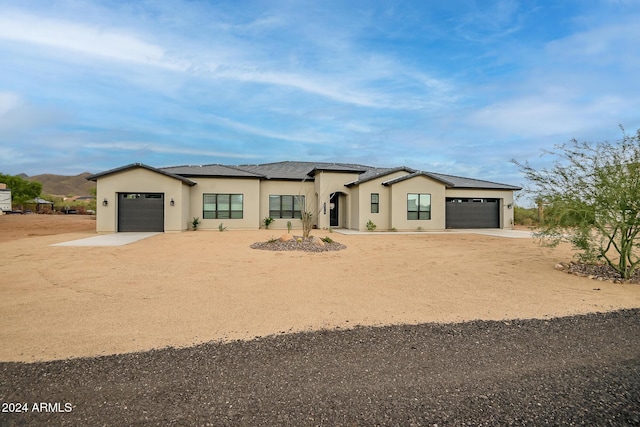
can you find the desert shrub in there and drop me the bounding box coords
[366,220,377,231]
[263,216,274,229]
[514,206,539,226]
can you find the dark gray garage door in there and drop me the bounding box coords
[446,198,500,228]
[118,193,164,232]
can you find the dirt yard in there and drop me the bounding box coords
[2,214,640,362]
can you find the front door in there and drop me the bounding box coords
[330,193,339,227]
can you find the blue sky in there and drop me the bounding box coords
[1,0,639,200]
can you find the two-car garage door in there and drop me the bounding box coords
[118,193,164,232]
[446,198,500,228]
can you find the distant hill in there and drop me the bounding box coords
[22,172,96,197]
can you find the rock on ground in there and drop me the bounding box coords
[251,235,345,252]
[1,309,639,426]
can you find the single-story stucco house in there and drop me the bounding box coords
[86,161,521,233]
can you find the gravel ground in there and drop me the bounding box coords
[560,262,640,284]
[250,236,347,252]
[1,310,639,426]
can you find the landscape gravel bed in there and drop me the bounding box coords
[556,261,640,283]
[1,309,639,426]
[250,236,347,252]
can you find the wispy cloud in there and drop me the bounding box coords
[465,6,640,140]
[1,0,638,186]
[0,8,453,110]
[0,92,21,117]
[0,91,66,135]
[205,115,326,143]
[0,11,185,70]
[84,142,261,160]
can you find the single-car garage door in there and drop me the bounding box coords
[118,193,164,232]
[446,198,500,228]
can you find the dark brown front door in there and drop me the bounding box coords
[330,193,339,227]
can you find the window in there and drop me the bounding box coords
[371,193,379,213]
[269,195,305,218]
[203,194,243,219]
[407,193,431,220]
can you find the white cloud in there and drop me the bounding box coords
[0,92,66,134]
[0,92,22,116]
[467,11,640,139]
[469,95,629,137]
[453,0,524,42]
[211,67,377,108]
[84,142,261,159]
[545,20,640,65]
[206,115,326,144]
[0,10,185,70]
[0,8,454,111]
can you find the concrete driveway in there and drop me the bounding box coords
[50,232,162,247]
[50,229,534,247]
[334,228,535,238]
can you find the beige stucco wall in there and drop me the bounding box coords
[94,166,519,232]
[445,188,516,229]
[188,177,260,230]
[389,175,447,231]
[352,171,409,231]
[258,180,315,230]
[349,185,360,229]
[95,168,191,233]
[313,171,359,229]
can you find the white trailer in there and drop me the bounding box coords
[0,185,11,212]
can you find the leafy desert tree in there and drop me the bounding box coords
[0,173,42,205]
[513,127,640,279]
[295,192,316,240]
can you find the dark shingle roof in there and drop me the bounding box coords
[88,161,521,191]
[161,164,264,178]
[345,166,416,187]
[237,161,368,180]
[86,163,197,186]
[382,171,521,190]
[425,172,522,190]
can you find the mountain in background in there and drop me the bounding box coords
[22,173,96,197]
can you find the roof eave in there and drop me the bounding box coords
[449,185,522,191]
[345,166,417,187]
[307,167,367,177]
[86,163,197,186]
[175,173,262,180]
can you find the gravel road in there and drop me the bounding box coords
[2,309,639,426]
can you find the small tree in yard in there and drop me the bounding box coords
[295,172,335,240]
[513,127,640,280]
[300,208,313,239]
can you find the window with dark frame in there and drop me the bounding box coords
[203,194,243,219]
[407,193,431,220]
[371,193,379,213]
[269,195,305,219]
